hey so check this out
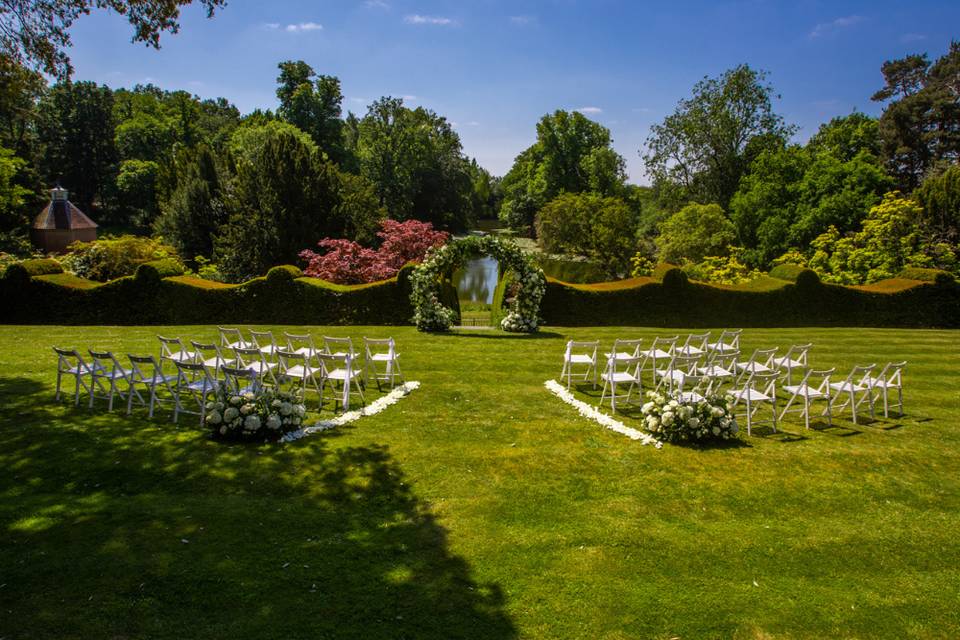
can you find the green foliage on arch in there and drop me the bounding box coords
[410,236,546,332]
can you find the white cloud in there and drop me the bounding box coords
[577,106,603,114]
[401,94,418,101]
[285,22,323,33]
[509,15,536,26]
[809,15,864,39]
[365,0,390,8]
[900,32,926,43]
[404,14,456,26]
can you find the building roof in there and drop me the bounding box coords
[32,200,98,231]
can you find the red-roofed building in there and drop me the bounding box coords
[30,186,97,254]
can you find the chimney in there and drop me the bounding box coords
[51,185,68,202]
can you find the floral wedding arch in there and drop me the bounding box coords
[410,236,546,332]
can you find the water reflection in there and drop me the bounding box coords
[453,256,499,304]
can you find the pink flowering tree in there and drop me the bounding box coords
[300,219,450,284]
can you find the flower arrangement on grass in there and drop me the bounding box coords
[411,235,546,332]
[640,391,738,444]
[205,386,306,441]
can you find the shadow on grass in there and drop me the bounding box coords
[0,376,517,639]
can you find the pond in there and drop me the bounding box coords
[453,255,499,304]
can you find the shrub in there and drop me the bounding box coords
[61,235,184,282]
[14,258,63,276]
[301,219,449,284]
[656,203,736,264]
[138,258,186,279]
[899,267,956,283]
[769,264,808,282]
[629,253,655,278]
[266,264,303,282]
[683,251,762,285]
[661,267,689,290]
[652,263,681,281]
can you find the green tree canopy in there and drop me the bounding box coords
[643,64,795,211]
[276,61,347,164]
[871,42,960,189]
[499,110,626,232]
[656,202,737,264]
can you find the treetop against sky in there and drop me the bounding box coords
[30,0,960,180]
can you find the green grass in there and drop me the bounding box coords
[1,325,959,639]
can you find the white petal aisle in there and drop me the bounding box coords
[281,381,421,442]
[544,379,662,448]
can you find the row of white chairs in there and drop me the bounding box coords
[560,333,905,435]
[159,328,403,391]
[53,334,404,424]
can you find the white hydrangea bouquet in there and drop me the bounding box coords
[205,386,306,441]
[640,391,738,444]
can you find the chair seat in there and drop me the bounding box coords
[292,347,313,357]
[602,371,638,384]
[655,369,686,382]
[133,373,179,385]
[604,352,637,361]
[202,356,232,369]
[678,346,705,356]
[829,381,869,393]
[284,365,319,379]
[732,387,771,402]
[866,378,899,389]
[783,384,827,398]
[698,365,734,377]
[369,352,396,362]
[226,341,254,349]
[328,351,356,359]
[184,379,218,392]
[736,362,773,373]
[258,345,279,355]
[62,365,89,376]
[325,368,360,382]
[164,351,195,363]
[773,357,806,368]
[640,349,672,359]
[566,354,595,365]
[677,391,704,403]
[246,362,277,374]
[94,368,132,381]
[708,341,737,353]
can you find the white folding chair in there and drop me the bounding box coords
[603,338,643,366]
[87,350,133,411]
[126,354,179,418]
[599,354,643,412]
[560,340,599,390]
[284,332,319,361]
[323,336,357,359]
[317,352,365,412]
[218,326,253,350]
[276,349,322,409]
[868,361,906,418]
[654,353,701,395]
[730,371,779,435]
[735,347,778,384]
[674,370,713,404]
[364,337,404,391]
[780,367,834,430]
[220,365,261,396]
[172,361,219,425]
[639,335,678,387]
[53,347,96,406]
[158,335,196,365]
[677,332,711,357]
[233,346,278,387]
[707,329,742,355]
[696,350,739,392]
[249,329,281,361]
[190,340,234,375]
[771,343,812,386]
[827,364,876,424]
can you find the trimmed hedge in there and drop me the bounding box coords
[899,267,956,285]
[1,264,416,326]
[137,258,187,279]
[540,275,960,328]
[769,263,818,283]
[4,258,64,281]
[536,256,607,284]
[651,263,681,281]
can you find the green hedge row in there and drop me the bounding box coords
[1,264,415,326]
[540,268,960,328]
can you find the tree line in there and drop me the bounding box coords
[500,44,959,283]
[0,57,501,281]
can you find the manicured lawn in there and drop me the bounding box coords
[1,325,958,639]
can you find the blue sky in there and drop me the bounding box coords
[66,0,959,183]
